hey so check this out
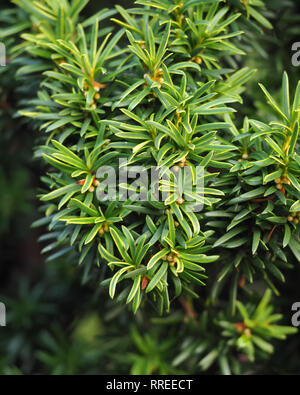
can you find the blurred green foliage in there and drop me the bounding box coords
[0,0,300,375]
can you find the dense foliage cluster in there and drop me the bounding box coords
[0,0,300,375]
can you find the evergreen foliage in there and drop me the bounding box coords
[0,0,300,375]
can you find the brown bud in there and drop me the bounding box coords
[141,276,149,290]
[234,322,247,334]
[93,81,106,91]
[103,223,109,232]
[282,177,289,184]
[177,197,184,205]
[99,227,105,236]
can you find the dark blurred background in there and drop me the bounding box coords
[0,0,300,374]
